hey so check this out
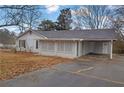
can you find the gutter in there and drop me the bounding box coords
[38,38,117,41]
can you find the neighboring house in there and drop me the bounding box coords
[0,43,3,48]
[4,44,16,48]
[16,29,119,59]
[0,43,15,48]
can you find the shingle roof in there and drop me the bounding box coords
[18,29,119,40]
[34,29,118,40]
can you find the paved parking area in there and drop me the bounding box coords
[0,58,124,87]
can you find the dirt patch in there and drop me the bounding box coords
[0,49,71,80]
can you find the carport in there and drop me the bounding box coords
[77,40,113,59]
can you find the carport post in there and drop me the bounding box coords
[110,40,113,59]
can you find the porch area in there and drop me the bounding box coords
[77,40,113,59]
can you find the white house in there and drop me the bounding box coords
[16,29,119,59]
[0,43,4,48]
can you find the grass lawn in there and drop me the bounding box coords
[0,49,70,80]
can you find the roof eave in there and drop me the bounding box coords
[16,30,48,39]
[39,38,117,41]
[39,38,84,41]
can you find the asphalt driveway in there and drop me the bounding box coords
[1,58,124,87]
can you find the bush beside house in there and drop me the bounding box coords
[113,39,124,54]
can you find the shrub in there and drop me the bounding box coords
[113,39,124,54]
[11,48,17,53]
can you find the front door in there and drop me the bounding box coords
[103,42,108,54]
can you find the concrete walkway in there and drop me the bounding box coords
[0,61,124,87]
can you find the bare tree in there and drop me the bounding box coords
[72,5,115,29]
[114,6,124,30]
[0,6,28,27]
[21,6,42,30]
[0,5,42,32]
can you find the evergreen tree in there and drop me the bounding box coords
[38,20,56,31]
[56,8,72,30]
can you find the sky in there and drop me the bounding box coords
[36,5,115,21]
[41,5,80,21]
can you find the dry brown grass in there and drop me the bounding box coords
[0,49,71,80]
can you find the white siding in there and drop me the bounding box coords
[40,41,56,56]
[56,41,76,57]
[16,31,43,52]
[102,42,110,54]
[39,40,77,58]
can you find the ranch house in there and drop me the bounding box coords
[16,29,119,59]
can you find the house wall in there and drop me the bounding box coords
[16,32,77,58]
[39,40,77,58]
[81,41,110,55]
[16,31,42,52]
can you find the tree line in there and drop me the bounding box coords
[38,8,72,31]
[0,5,123,31]
[0,29,16,45]
[38,5,124,33]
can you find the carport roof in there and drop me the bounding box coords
[18,29,119,40]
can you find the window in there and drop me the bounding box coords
[36,40,38,49]
[19,40,26,48]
